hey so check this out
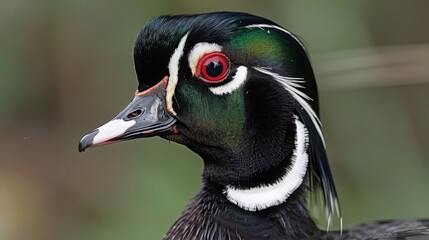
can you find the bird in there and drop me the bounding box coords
[78,12,429,240]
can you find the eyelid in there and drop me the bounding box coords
[188,42,223,75]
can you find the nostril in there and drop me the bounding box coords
[127,109,142,119]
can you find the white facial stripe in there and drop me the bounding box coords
[166,32,189,115]
[188,42,223,75]
[244,24,322,144]
[209,66,248,95]
[92,119,136,144]
[224,116,309,211]
[244,24,305,50]
[254,67,325,147]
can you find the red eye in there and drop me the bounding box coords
[195,52,230,83]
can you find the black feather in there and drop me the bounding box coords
[296,105,341,229]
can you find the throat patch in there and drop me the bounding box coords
[223,116,309,211]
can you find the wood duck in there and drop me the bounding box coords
[78,12,429,240]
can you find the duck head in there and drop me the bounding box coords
[79,12,340,226]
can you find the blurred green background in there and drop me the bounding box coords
[1,1,428,239]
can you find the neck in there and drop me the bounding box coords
[164,182,321,240]
[166,117,317,239]
[224,117,309,211]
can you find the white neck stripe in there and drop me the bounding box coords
[209,66,248,95]
[224,116,309,211]
[166,32,189,115]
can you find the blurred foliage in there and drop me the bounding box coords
[1,1,428,239]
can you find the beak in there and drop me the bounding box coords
[78,76,175,152]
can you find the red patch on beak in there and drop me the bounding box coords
[172,125,180,134]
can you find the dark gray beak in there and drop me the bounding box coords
[78,76,175,152]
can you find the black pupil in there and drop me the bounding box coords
[206,61,223,77]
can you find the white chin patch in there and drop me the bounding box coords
[224,116,309,211]
[209,66,248,95]
[92,119,136,144]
